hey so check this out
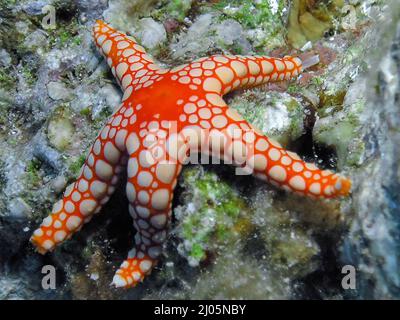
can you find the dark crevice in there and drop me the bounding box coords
[289,131,338,170]
[291,233,344,299]
[288,104,338,170]
[54,2,78,22]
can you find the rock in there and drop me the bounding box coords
[168,165,321,299]
[170,13,253,61]
[97,83,121,115]
[31,130,65,171]
[137,18,167,49]
[339,7,400,299]
[103,0,159,32]
[170,13,215,60]
[47,117,74,151]
[8,197,32,219]
[22,1,52,16]
[47,81,74,101]
[150,244,292,299]
[23,30,48,54]
[51,175,67,193]
[215,19,251,53]
[212,0,287,50]
[228,90,306,146]
[15,21,31,36]
[0,276,25,300]
[0,49,11,67]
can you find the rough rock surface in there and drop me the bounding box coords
[0,0,399,299]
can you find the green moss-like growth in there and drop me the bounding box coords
[153,0,193,22]
[71,247,116,300]
[176,166,250,265]
[0,0,17,9]
[0,67,16,90]
[24,158,42,188]
[48,18,81,49]
[91,107,113,131]
[69,155,86,177]
[154,173,323,299]
[213,0,284,29]
[213,0,288,50]
[79,107,92,118]
[21,64,37,86]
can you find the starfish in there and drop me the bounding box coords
[31,20,351,288]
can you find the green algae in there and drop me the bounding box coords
[0,0,17,8]
[48,19,81,49]
[0,68,16,91]
[152,0,193,22]
[213,0,284,28]
[219,41,244,55]
[177,167,249,264]
[178,167,248,265]
[24,158,42,189]
[175,164,322,278]
[68,154,86,177]
[79,107,92,118]
[21,64,37,86]
[154,166,324,299]
[91,107,113,131]
[212,0,288,50]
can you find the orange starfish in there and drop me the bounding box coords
[30,20,351,288]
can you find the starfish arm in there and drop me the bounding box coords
[201,104,351,198]
[112,131,182,288]
[172,54,302,96]
[93,20,166,93]
[30,110,129,253]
